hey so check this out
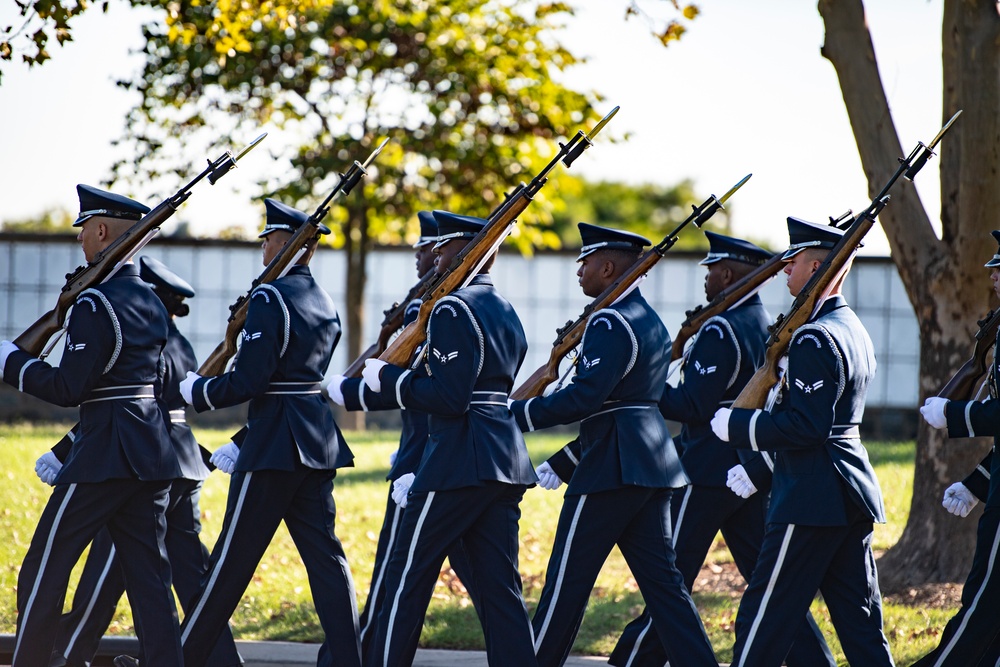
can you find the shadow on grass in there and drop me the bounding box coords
[337,466,392,486]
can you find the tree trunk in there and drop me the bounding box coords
[341,196,370,431]
[818,0,1000,587]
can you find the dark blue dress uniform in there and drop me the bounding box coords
[362,211,538,667]
[509,223,717,667]
[50,257,241,667]
[339,211,483,660]
[724,218,893,667]
[179,200,360,667]
[609,233,833,667]
[1,187,184,667]
[911,231,1000,667]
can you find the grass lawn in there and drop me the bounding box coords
[0,424,955,665]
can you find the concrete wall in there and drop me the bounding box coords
[0,233,920,435]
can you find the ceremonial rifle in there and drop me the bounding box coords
[511,174,751,401]
[14,134,267,358]
[732,111,962,410]
[342,153,560,378]
[376,106,619,369]
[670,209,855,362]
[937,308,1000,400]
[198,138,389,377]
[342,269,436,377]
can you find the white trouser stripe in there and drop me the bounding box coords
[361,499,403,642]
[14,484,77,663]
[534,495,587,652]
[934,519,1000,665]
[181,472,253,644]
[673,486,692,549]
[624,617,654,667]
[738,524,795,667]
[64,544,118,656]
[384,491,436,667]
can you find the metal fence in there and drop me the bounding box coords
[0,233,919,420]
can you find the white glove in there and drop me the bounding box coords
[942,481,978,517]
[389,449,398,466]
[535,461,564,491]
[34,451,63,486]
[920,397,949,430]
[392,472,416,508]
[726,464,758,499]
[362,359,388,393]
[711,408,732,442]
[209,442,240,475]
[327,374,346,406]
[179,371,202,405]
[0,340,20,371]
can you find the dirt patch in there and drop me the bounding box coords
[691,560,964,610]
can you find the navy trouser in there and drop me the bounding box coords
[913,505,1000,666]
[531,486,717,667]
[50,479,241,667]
[608,484,833,667]
[354,486,483,662]
[364,482,536,667]
[14,479,182,667]
[731,509,894,667]
[180,466,360,667]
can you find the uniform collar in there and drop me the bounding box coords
[284,264,311,277]
[467,273,493,287]
[813,294,848,319]
[111,263,140,280]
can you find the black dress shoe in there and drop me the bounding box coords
[113,657,139,667]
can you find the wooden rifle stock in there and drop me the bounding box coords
[511,174,752,401]
[198,139,388,377]
[671,253,785,361]
[731,112,961,410]
[938,308,1000,400]
[377,107,620,369]
[343,269,436,378]
[14,134,266,357]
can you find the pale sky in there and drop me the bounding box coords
[0,0,944,255]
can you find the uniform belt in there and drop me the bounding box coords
[168,408,187,424]
[583,400,659,421]
[81,384,156,404]
[470,390,509,406]
[264,382,322,395]
[830,424,861,438]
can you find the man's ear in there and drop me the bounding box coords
[96,222,109,241]
[601,258,616,279]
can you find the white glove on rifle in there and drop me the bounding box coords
[920,397,949,430]
[179,371,202,405]
[535,461,564,491]
[327,374,346,406]
[726,464,758,499]
[363,359,388,393]
[942,481,978,517]
[392,472,416,508]
[210,442,240,475]
[711,408,732,442]
[35,451,63,486]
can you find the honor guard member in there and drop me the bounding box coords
[174,199,361,667]
[359,210,538,667]
[914,229,1000,666]
[0,185,184,667]
[327,211,482,660]
[509,223,718,667]
[711,217,894,667]
[608,232,834,667]
[45,257,242,667]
